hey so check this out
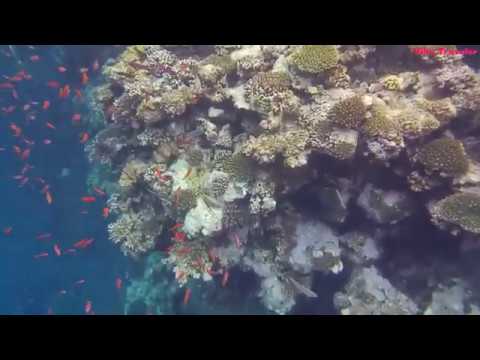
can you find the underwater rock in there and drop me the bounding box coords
[288,220,343,275]
[424,280,473,315]
[334,266,419,315]
[339,232,381,266]
[357,183,416,225]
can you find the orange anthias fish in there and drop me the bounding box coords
[81,196,96,203]
[73,238,94,249]
[92,59,100,71]
[221,270,230,287]
[84,300,93,314]
[36,233,52,241]
[11,89,19,100]
[42,100,50,110]
[183,288,192,305]
[59,84,70,99]
[45,122,56,130]
[3,227,13,236]
[43,139,52,145]
[47,80,61,88]
[75,279,86,285]
[9,123,22,137]
[170,223,183,232]
[20,148,31,161]
[30,55,40,62]
[174,231,186,243]
[79,132,89,144]
[72,113,81,122]
[81,72,89,85]
[102,207,110,219]
[33,252,49,259]
[93,187,106,197]
[74,89,82,99]
[115,277,122,290]
[45,191,53,205]
[57,66,67,73]
[53,244,61,257]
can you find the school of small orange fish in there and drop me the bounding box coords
[0,46,123,315]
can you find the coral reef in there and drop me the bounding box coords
[85,45,480,315]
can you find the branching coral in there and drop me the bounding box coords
[330,96,366,129]
[289,45,339,74]
[108,209,160,257]
[416,138,469,177]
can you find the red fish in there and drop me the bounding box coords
[18,176,29,187]
[74,89,82,99]
[81,72,89,85]
[9,123,22,137]
[53,244,61,256]
[43,139,52,145]
[81,196,96,203]
[92,59,100,71]
[170,223,183,232]
[20,163,33,175]
[59,84,70,99]
[232,232,241,249]
[75,279,86,286]
[45,122,56,130]
[36,233,52,241]
[208,248,218,263]
[221,270,229,287]
[20,148,31,161]
[72,113,81,122]
[174,231,186,243]
[13,145,22,157]
[0,82,14,89]
[22,137,35,146]
[79,132,90,144]
[45,191,53,205]
[102,207,110,219]
[33,252,49,259]
[73,238,94,249]
[57,66,67,73]
[11,89,18,100]
[42,100,50,110]
[2,105,16,113]
[3,227,12,236]
[183,288,192,305]
[84,300,92,314]
[30,55,40,62]
[93,187,106,197]
[47,80,61,88]
[115,277,122,290]
[23,104,31,112]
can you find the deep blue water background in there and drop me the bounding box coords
[0,45,128,314]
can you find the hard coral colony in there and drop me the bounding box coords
[86,45,480,315]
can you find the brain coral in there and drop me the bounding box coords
[417,138,469,177]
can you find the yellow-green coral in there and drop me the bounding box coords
[242,130,310,168]
[362,104,402,143]
[330,96,366,129]
[119,160,148,190]
[396,107,440,138]
[382,75,403,91]
[244,71,295,115]
[103,45,146,81]
[417,138,469,177]
[290,45,339,74]
[108,210,157,257]
[416,97,457,124]
[431,192,480,234]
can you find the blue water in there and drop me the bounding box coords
[0,45,127,314]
